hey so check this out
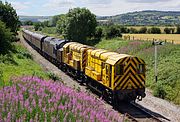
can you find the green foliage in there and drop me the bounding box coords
[42,20,51,27]
[47,72,61,81]
[104,25,122,39]
[153,82,167,99]
[93,26,103,39]
[22,20,33,26]
[56,8,97,43]
[0,1,19,33]
[129,27,138,34]
[176,25,180,34]
[41,27,57,35]
[164,27,171,34]
[0,20,13,54]
[34,22,43,31]
[51,15,61,27]
[139,27,147,33]
[56,14,67,35]
[148,27,161,34]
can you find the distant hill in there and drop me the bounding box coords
[97,10,180,25]
[19,16,52,22]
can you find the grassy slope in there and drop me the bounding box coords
[95,38,180,104]
[0,42,48,85]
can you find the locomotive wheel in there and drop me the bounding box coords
[102,89,113,104]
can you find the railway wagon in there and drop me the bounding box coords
[31,33,47,51]
[22,30,33,43]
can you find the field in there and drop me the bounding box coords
[123,34,180,44]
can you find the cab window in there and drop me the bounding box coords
[115,64,124,75]
[137,64,145,74]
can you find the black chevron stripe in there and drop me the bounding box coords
[118,57,127,64]
[138,75,145,84]
[129,70,145,87]
[135,57,143,64]
[120,76,137,89]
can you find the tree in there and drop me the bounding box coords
[34,22,42,31]
[0,21,13,54]
[23,20,33,26]
[94,27,103,39]
[56,14,67,35]
[129,28,138,34]
[164,28,171,34]
[64,8,97,43]
[176,25,180,34]
[0,1,19,33]
[105,25,122,39]
[42,21,50,27]
[51,15,60,27]
[148,27,161,34]
[139,27,147,33]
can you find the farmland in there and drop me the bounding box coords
[123,34,180,44]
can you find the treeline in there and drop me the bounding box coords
[0,1,20,54]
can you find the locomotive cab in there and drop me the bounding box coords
[111,56,146,101]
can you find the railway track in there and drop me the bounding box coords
[118,101,170,122]
[20,33,170,122]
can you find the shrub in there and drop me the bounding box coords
[164,27,171,34]
[148,27,161,34]
[105,25,122,39]
[129,28,138,34]
[0,21,13,54]
[153,82,167,99]
[94,27,103,39]
[47,72,61,81]
[176,25,180,34]
[139,27,147,33]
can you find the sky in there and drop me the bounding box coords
[2,0,180,16]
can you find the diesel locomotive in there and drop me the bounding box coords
[22,29,146,105]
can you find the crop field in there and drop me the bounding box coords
[123,34,180,44]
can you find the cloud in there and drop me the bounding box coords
[10,1,30,10]
[86,0,112,5]
[43,0,75,8]
[125,0,172,3]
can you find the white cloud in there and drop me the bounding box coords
[43,0,75,8]
[10,1,30,10]
[85,0,112,5]
[125,0,171,3]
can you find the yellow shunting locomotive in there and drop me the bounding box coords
[22,29,146,105]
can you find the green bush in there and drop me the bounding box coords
[0,20,13,54]
[47,72,61,81]
[147,27,161,34]
[153,82,167,99]
[0,70,5,87]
